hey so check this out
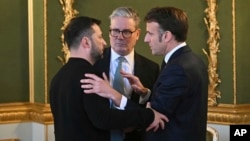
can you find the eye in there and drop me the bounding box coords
[123,30,132,35]
[112,29,120,33]
[150,32,155,35]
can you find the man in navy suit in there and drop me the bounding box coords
[141,6,208,141]
[94,7,160,141]
[82,6,208,141]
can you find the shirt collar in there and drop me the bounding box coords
[164,42,187,64]
[111,48,134,65]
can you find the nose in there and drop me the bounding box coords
[144,34,149,43]
[103,39,107,46]
[117,32,124,39]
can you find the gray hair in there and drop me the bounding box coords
[109,7,140,28]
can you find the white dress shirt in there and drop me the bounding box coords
[110,49,134,99]
[110,48,150,108]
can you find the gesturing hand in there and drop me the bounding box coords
[146,102,169,132]
[120,70,148,95]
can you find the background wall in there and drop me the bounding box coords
[0,0,29,103]
[47,0,209,102]
[1,0,249,104]
[46,0,250,105]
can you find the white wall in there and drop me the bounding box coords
[208,123,230,141]
[0,123,54,141]
[47,124,55,141]
[0,122,229,141]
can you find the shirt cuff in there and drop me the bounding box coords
[115,95,127,110]
[139,89,151,104]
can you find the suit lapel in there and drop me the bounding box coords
[102,48,112,76]
[133,53,144,78]
[131,53,142,102]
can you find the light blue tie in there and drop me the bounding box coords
[113,56,126,95]
[111,56,126,141]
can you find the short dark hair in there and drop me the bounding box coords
[64,16,101,49]
[144,7,188,42]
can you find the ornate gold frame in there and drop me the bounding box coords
[57,0,78,65]
[208,104,250,124]
[203,0,221,106]
[0,103,53,124]
[1,102,250,125]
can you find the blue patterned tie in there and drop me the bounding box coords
[111,56,125,141]
[113,56,126,95]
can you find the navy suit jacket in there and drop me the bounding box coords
[94,47,160,141]
[49,58,154,141]
[145,46,208,141]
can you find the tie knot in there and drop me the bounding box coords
[118,56,125,60]
[117,56,126,63]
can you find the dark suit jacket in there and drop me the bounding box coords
[145,46,208,141]
[94,47,160,141]
[49,58,154,141]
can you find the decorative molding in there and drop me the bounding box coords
[28,0,49,103]
[203,0,221,106]
[1,103,250,125]
[30,103,53,124]
[44,0,49,104]
[58,0,79,65]
[0,103,53,125]
[207,104,250,124]
[28,0,34,103]
[232,0,237,104]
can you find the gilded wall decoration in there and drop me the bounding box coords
[1,103,250,125]
[203,0,221,106]
[58,0,79,65]
[0,103,53,124]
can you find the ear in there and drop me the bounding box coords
[80,37,92,48]
[162,31,173,43]
[135,28,141,40]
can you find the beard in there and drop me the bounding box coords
[90,43,103,63]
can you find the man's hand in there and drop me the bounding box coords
[120,70,149,96]
[80,73,110,97]
[146,102,169,132]
[80,73,122,106]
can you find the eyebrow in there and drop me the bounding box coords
[110,28,134,31]
[146,31,153,34]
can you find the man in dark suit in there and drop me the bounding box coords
[83,6,208,141]
[129,6,208,141]
[49,16,167,141]
[94,7,160,141]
